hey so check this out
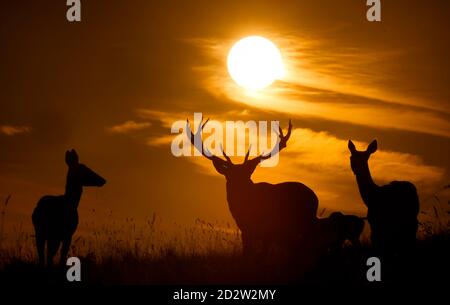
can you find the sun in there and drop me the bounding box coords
[227,36,284,91]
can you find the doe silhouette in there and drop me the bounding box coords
[187,118,318,256]
[32,149,106,267]
[348,140,419,256]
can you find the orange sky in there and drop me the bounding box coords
[0,1,449,233]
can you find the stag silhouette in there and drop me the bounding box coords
[348,140,419,256]
[187,118,318,256]
[32,149,106,267]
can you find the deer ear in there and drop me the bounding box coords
[367,140,378,154]
[65,150,71,166]
[71,149,79,163]
[212,159,229,176]
[65,149,79,167]
[348,140,357,154]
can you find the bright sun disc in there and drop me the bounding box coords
[227,36,284,90]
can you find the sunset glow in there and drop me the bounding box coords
[1,1,449,288]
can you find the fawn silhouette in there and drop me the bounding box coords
[348,140,419,256]
[187,118,318,256]
[32,149,106,267]
[316,212,365,253]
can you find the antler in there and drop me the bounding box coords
[186,116,292,166]
[244,120,292,164]
[186,116,232,164]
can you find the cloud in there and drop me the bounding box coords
[137,109,445,186]
[190,34,450,138]
[0,125,31,136]
[277,129,444,186]
[179,127,445,214]
[146,135,174,147]
[108,121,151,134]
[187,127,444,185]
[140,108,259,148]
[137,109,183,128]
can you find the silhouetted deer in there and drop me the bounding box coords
[316,212,365,253]
[32,149,106,267]
[187,118,318,256]
[348,140,419,256]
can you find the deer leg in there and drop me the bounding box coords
[46,239,60,268]
[241,231,255,258]
[35,235,45,267]
[59,236,72,266]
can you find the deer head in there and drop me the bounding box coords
[186,117,292,184]
[65,149,106,187]
[348,139,377,175]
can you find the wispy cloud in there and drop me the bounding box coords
[138,108,444,194]
[184,127,445,213]
[108,120,151,134]
[190,34,450,138]
[139,108,257,148]
[146,135,174,147]
[0,125,31,136]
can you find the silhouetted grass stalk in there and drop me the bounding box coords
[0,195,11,247]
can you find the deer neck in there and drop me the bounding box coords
[354,163,378,206]
[226,179,254,204]
[64,173,83,209]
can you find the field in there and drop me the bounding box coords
[0,195,449,285]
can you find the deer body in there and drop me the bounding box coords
[32,150,106,267]
[227,181,318,249]
[187,118,318,255]
[316,212,365,254]
[360,180,419,252]
[33,195,80,245]
[348,140,419,255]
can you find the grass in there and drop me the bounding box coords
[0,194,11,246]
[0,194,449,285]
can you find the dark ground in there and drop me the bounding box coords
[0,233,448,286]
